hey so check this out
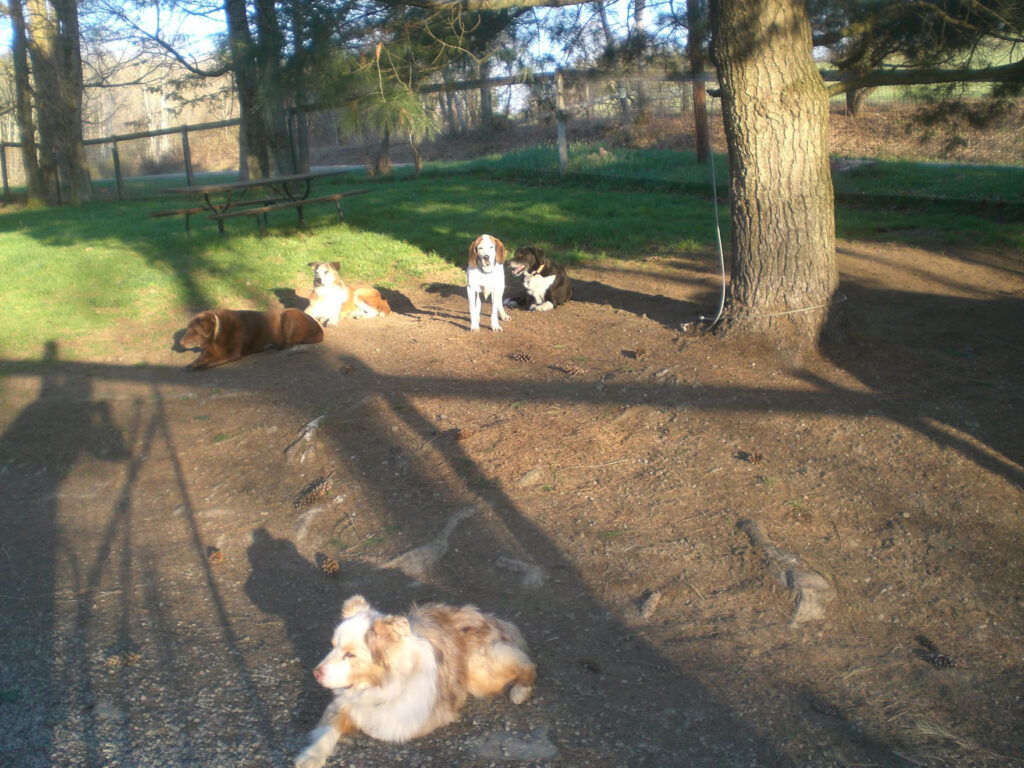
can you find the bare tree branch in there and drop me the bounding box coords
[395,0,588,10]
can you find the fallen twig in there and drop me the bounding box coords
[283,415,325,462]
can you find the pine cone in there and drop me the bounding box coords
[294,472,335,511]
[510,350,534,363]
[561,362,586,377]
[321,557,339,576]
[207,547,224,564]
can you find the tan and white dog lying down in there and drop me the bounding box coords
[294,594,535,768]
[179,308,323,371]
[466,234,510,331]
[306,261,391,326]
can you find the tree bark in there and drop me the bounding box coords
[289,0,310,173]
[254,0,294,175]
[709,0,837,345]
[51,0,91,204]
[25,0,61,199]
[225,0,270,178]
[686,0,710,164]
[374,125,393,175]
[7,0,45,203]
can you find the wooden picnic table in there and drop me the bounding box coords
[159,167,365,235]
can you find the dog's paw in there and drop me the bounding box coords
[294,727,335,768]
[294,753,326,768]
[510,683,533,704]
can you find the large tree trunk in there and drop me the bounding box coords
[25,0,91,204]
[7,0,45,203]
[686,0,710,164]
[709,0,838,346]
[288,0,310,173]
[254,0,294,175]
[51,0,91,204]
[26,0,61,200]
[226,0,270,178]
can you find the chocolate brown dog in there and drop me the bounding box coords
[180,308,324,371]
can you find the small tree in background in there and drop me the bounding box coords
[320,46,438,176]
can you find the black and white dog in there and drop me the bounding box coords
[506,246,573,311]
[466,234,511,331]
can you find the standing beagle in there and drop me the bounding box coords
[466,234,510,332]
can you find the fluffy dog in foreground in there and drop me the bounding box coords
[506,245,573,311]
[466,234,510,331]
[179,308,323,371]
[306,261,391,326]
[295,595,535,768]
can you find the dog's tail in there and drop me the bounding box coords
[378,297,391,316]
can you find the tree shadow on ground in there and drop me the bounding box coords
[824,282,1024,485]
[2,256,1020,765]
[0,346,792,766]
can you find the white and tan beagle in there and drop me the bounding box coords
[466,234,510,332]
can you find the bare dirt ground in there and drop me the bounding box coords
[1,230,1022,767]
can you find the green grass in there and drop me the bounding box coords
[433,142,728,190]
[436,142,1024,202]
[833,159,1024,202]
[0,152,1020,360]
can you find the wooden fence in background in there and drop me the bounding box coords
[0,68,715,202]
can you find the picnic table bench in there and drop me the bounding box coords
[149,198,284,236]
[208,190,368,237]
[159,168,365,235]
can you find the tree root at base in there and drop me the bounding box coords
[737,517,836,626]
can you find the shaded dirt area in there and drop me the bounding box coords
[1,239,1023,767]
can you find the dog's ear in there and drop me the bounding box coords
[368,616,411,661]
[467,237,479,268]
[494,237,507,264]
[307,261,317,267]
[330,261,341,272]
[206,310,222,342]
[193,310,217,336]
[342,595,370,618]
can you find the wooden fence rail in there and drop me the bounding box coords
[0,67,724,202]
[0,118,241,202]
